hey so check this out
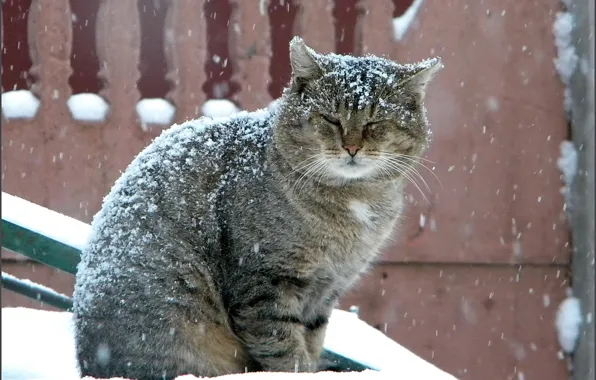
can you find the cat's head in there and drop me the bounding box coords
[274,36,442,185]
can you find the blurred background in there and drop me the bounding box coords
[2,0,594,379]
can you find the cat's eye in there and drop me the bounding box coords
[321,114,341,126]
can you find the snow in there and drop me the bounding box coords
[67,93,110,122]
[552,8,578,113]
[81,371,416,380]
[289,36,441,127]
[2,307,457,380]
[323,310,457,378]
[259,0,268,16]
[1,90,41,119]
[1,192,91,251]
[75,109,272,313]
[556,140,578,197]
[1,308,80,380]
[392,0,425,41]
[135,98,176,130]
[555,291,583,354]
[201,99,240,118]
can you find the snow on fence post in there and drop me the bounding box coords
[164,0,208,123]
[26,0,106,221]
[229,0,273,111]
[294,0,335,54]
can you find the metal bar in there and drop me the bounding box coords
[1,219,81,274]
[320,350,372,372]
[1,272,73,310]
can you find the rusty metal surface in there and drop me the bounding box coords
[374,0,571,264]
[340,264,570,380]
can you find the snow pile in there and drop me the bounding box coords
[392,0,425,41]
[67,93,110,123]
[1,192,91,251]
[81,371,415,380]
[135,98,176,130]
[552,4,578,113]
[1,308,80,380]
[323,310,455,378]
[1,308,457,380]
[201,99,240,118]
[556,140,578,200]
[555,289,583,354]
[1,90,41,119]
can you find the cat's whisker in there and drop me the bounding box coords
[385,158,432,193]
[284,155,323,178]
[289,162,322,195]
[377,151,435,164]
[391,157,439,193]
[293,158,328,195]
[380,158,429,202]
[386,158,432,198]
[377,153,442,189]
[312,162,333,192]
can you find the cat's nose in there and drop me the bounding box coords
[343,145,361,157]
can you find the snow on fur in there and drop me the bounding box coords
[74,109,272,313]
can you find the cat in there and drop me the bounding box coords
[73,36,441,380]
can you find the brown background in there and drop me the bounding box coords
[2,0,571,379]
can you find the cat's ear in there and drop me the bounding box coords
[398,57,442,101]
[289,36,323,92]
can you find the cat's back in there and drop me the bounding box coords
[92,107,272,233]
[75,109,273,303]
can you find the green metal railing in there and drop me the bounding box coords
[2,218,81,275]
[0,192,373,372]
[1,272,73,310]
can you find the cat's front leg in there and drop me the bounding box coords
[305,317,328,370]
[228,292,315,372]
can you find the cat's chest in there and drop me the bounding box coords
[313,198,400,269]
[348,200,383,229]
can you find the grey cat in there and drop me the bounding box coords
[73,36,441,379]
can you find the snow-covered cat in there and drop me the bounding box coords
[73,36,441,379]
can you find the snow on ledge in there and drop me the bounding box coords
[67,93,110,123]
[555,289,583,355]
[1,308,458,380]
[135,98,176,130]
[201,99,240,118]
[552,7,578,114]
[556,140,578,198]
[1,90,41,119]
[1,192,91,251]
[392,0,424,41]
